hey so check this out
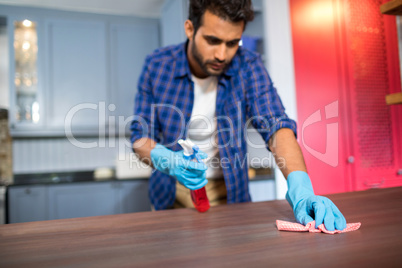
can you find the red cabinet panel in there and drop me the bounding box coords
[290,0,402,193]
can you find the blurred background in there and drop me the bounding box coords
[0,0,401,224]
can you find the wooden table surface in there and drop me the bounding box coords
[1,187,402,268]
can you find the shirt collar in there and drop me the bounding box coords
[223,52,239,77]
[173,41,240,79]
[173,42,192,79]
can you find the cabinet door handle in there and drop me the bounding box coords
[364,178,385,189]
[347,156,355,163]
[25,188,31,194]
[397,169,402,176]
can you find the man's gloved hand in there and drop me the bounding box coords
[286,171,347,231]
[150,144,208,190]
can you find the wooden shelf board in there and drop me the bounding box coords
[386,92,402,105]
[381,0,402,15]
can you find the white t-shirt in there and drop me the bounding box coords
[187,75,223,179]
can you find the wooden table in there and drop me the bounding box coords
[1,187,402,268]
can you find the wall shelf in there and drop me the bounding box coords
[381,0,402,15]
[385,92,402,105]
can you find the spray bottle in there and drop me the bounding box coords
[178,139,210,212]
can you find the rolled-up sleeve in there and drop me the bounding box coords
[245,56,297,149]
[130,55,160,145]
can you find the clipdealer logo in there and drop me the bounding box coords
[63,100,339,167]
[301,100,339,167]
[64,102,140,158]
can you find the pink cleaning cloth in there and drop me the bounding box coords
[276,220,361,234]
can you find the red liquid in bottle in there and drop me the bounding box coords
[190,187,210,212]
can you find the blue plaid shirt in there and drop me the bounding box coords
[131,42,297,210]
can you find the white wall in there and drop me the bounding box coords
[0,25,9,109]
[263,0,297,199]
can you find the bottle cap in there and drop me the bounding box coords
[178,139,195,160]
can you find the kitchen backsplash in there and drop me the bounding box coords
[12,131,275,174]
[13,137,133,174]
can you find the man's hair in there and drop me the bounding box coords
[188,0,254,34]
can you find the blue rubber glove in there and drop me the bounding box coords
[150,144,208,190]
[286,171,347,231]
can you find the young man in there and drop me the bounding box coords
[131,0,346,231]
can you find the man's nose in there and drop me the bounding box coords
[214,44,226,62]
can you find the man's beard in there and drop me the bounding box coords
[191,40,226,77]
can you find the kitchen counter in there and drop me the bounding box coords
[4,169,273,186]
[1,187,401,267]
[3,171,149,186]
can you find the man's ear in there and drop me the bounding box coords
[184,20,194,40]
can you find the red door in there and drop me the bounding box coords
[339,0,402,190]
[290,0,402,194]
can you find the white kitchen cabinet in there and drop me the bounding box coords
[7,178,276,223]
[8,180,151,223]
[7,15,47,133]
[1,4,160,137]
[44,19,108,133]
[8,185,48,223]
[47,182,116,220]
[109,23,159,134]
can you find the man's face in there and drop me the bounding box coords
[186,10,244,78]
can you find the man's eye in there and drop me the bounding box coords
[227,41,238,48]
[207,38,220,45]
